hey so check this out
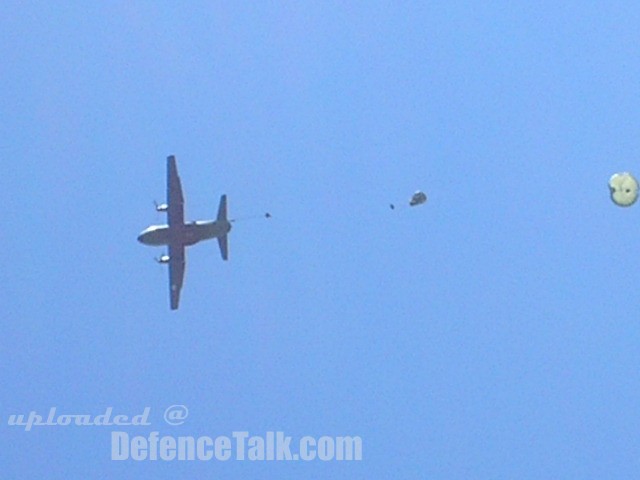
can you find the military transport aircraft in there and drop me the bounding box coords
[137,156,231,310]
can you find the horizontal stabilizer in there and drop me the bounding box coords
[217,234,228,261]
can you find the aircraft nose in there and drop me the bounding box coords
[137,232,146,243]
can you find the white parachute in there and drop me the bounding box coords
[609,172,639,207]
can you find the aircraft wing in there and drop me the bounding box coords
[167,155,184,227]
[168,242,186,310]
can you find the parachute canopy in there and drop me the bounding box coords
[390,190,427,210]
[409,191,427,206]
[609,172,639,207]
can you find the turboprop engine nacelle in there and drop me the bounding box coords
[155,201,169,212]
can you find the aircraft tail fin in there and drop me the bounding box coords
[217,195,229,261]
[217,194,227,222]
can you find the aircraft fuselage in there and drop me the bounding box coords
[137,219,231,247]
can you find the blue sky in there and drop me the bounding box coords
[3,1,640,478]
